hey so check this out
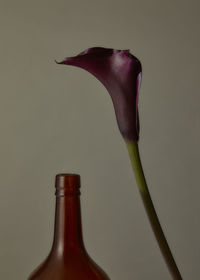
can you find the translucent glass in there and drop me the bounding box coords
[28,174,110,280]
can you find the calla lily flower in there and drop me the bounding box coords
[57,47,182,280]
[56,47,142,142]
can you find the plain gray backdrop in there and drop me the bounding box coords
[0,0,199,279]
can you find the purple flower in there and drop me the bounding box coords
[57,47,142,141]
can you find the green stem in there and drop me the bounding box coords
[126,140,182,280]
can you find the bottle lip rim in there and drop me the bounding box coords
[56,173,80,177]
[55,174,81,193]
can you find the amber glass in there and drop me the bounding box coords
[28,174,110,280]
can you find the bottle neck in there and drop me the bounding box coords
[51,174,85,255]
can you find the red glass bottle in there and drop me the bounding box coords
[28,174,110,280]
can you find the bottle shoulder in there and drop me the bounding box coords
[28,249,110,280]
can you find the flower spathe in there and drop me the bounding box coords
[56,47,142,142]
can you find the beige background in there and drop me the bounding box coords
[0,0,199,279]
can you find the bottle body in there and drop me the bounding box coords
[28,174,109,280]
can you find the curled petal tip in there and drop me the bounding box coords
[55,58,68,65]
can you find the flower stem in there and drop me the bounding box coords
[125,140,182,280]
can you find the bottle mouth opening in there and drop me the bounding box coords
[55,174,81,196]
